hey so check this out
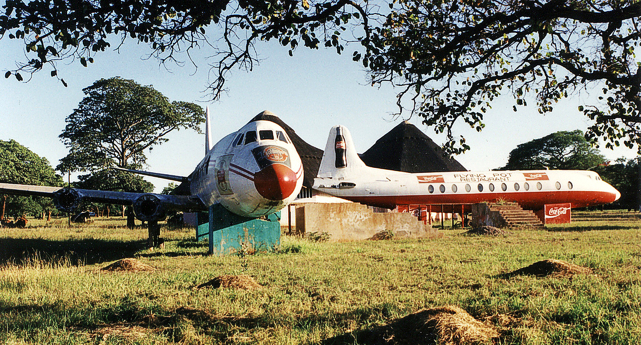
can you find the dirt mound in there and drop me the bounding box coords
[195,275,262,290]
[101,258,156,272]
[359,305,500,344]
[370,230,395,240]
[508,259,592,277]
[466,226,509,236]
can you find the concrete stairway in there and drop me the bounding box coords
[488,202,545,229]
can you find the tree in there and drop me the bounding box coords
[0,139,63,219]
[1,1,640,154]
[57,77,205,174]
[0,0,369,99]
[594,158,640,210]
[499,130,605,170]
[73,169,154,217]
[161,182,178,195]
[364,0,641,154]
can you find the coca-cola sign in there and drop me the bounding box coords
[524,172,550,181]
[544,203,571,224]
[417,175,445,183]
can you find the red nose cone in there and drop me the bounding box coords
[254,164,298,200]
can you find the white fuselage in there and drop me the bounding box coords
[190,119,304,217]
[314,125,620,210]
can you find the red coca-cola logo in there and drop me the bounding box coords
[547,207,570,217]
[417,175,445,183]
[335,141,346,149]
[524,172,549,181]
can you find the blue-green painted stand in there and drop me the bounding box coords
[195,204,281,255]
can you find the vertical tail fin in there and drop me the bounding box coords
[317,125,367,179]
[205,106,213,155]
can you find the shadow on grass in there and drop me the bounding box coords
[0,298,472,344]
[546,224,636,232]
[0,237,146,266]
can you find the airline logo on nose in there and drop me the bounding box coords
[417,175,445,183]
[253,146,291,169]
[524,172,549,181]
[263,146,289,162]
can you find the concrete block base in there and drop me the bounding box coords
[295,203,439,241]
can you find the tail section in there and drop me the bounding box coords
[317,125,367,179]
[205,106,214,154]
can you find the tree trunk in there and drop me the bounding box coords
[1,195,6,221]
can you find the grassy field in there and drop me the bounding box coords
[1,211,641,344]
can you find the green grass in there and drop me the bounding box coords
[1,213,641,344]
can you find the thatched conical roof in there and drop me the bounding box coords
[360,121,467,173]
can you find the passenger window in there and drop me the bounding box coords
[524,182,530,191]
[465,184,471,192]
[234,133,244,146]
[451,184,458,193]
[477,183,483,192]
[276,131,289,143]
[489,183,495,192]
[568,181,573,189]
[428,185,434,194]
[439,184,446,193]
[244,131,257,144]
[501,183,507,191]
[259,130,274,140]
[514,183,520,191]
[537,182,543,190]
[555,181,562,190]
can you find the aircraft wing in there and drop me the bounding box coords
[0,182,206,221]
[0,183,62,197]
[111,167,187,182]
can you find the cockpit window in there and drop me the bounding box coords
[259,130,274,140]
[276,131,289,143]
[233,133,244,146]
[244,131,257,144]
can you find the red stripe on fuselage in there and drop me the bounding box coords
[341,190,618,210]
[229,163,254,181]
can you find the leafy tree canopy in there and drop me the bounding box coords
[161,182,178,195]
[499,130,605,170]
[72,169,154,216]
[595,157,639,210]
[365,0,641,154]
[1,0,639,154]
[0,139,63,217]
[57,77,205,174]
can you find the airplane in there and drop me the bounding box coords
[313,125,621,212]
[0,110,304,242]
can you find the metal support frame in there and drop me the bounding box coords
[196,204,281,255]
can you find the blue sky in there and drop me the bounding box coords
[0,36,637,191]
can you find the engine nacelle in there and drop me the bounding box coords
[53,188,82,213]
[133,194,166,222]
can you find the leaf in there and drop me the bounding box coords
[4,71,10,78]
